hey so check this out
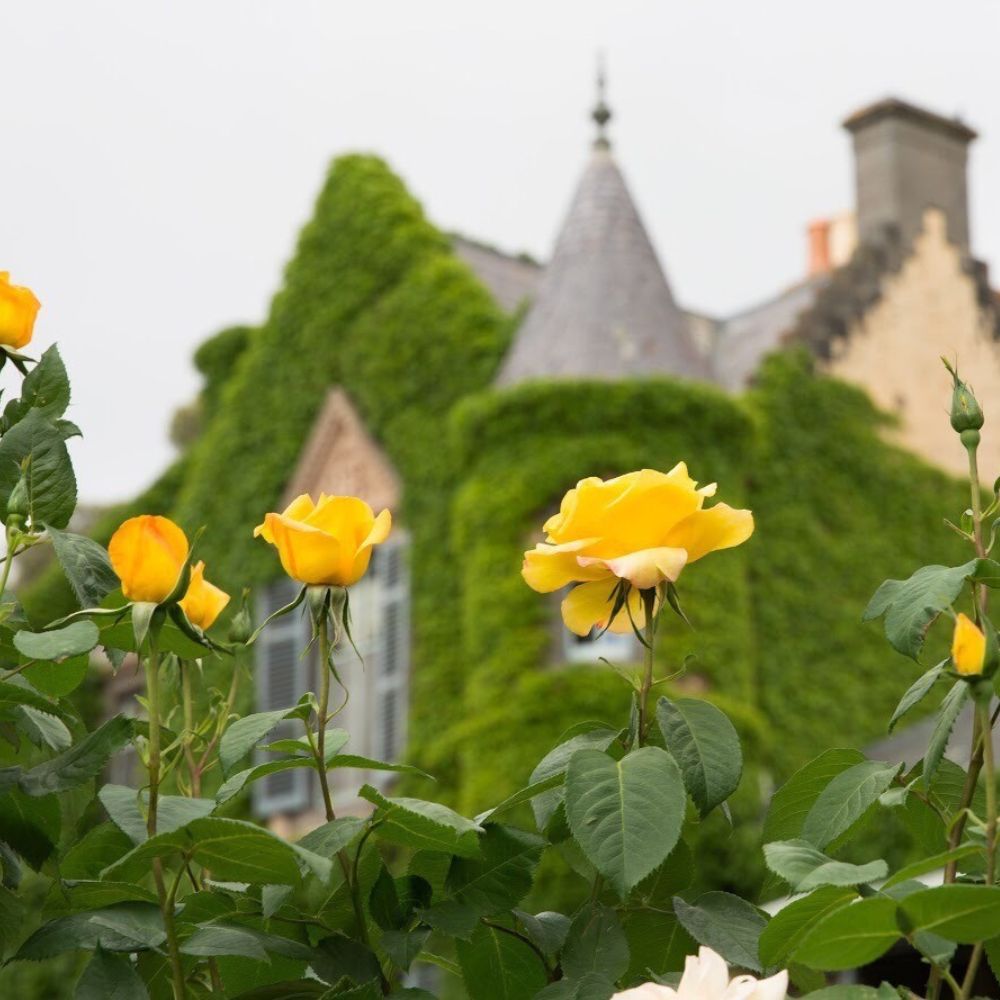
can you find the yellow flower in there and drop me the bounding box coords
[254,493,392,587]
[952,612,986,676]
[178,561,230,630]
[0,272,41,350]
[108,515,189,604]
[522,465,754,636]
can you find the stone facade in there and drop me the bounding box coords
[825,209,1000,477]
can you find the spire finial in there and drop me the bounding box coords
[591,53,612,150]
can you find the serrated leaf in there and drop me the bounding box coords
[672,892,766,972]
[47,526,119,610]
[62,823,134,880]
[446,825,544,917]
[17,704,71,751]
[758,886,857,969]
[0,678,71,718]
[763,840,887,891]
[792,897,899,970]
[863,560,995,660]
[15,902,165,959]
[14,620,99,661]
[23,653,89,697]
[19,715,133,796]
[620,907,694,983]
[528,726,619,831]
[512,910,571,959]
[7,345,70,424]
[359,785,481,858]
[888,662,945,732]
[0,409,77,528]
[297,816,366,858]
[801,760,900,849]
[0,787,60,868]
[475,773,565,826]
[565,746,685,898]
[219,708,301,777]
[75,947,149,1000]
[923,681,970,788]
[456,923,548,1000]
[899,884,1000,943]
[103,817,303,885]
[656,696,742,816]
[561,903,629,982]
[883,844,982,888]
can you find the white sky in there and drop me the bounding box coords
[2,0,998,503]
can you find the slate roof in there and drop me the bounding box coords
[496,146,710,385]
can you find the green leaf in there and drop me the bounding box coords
[326,754,433,780]
[15,903,165,959]
[47,526,120,610]
[0,409,77,528]
[792,897,899,970]
[216,758,317,804]
[23,653,89,696]
[630,840,694,905]
[899,884,1000,943]
[20,715,133,796]
[103,817,303,885]
[656,696,742,816]
[62,822,135,879]
[512,910,571,959]
[888,662,946,732]
[75,947,150,1000]
[230,985,327,1000]
[381,927,431,972]
[923,681,970,788]
[446,825,544,917]
[798,988,883,1000]
[8,345,70,424]
[17,704,71,751]
[475,774,566,826]
[297,816,366,858]
[535,975,616,1000]
[763,840,888,891]
[310,933,381,989]
[863,559,994,660]
[0,788,60,868]
[620,907,694,982]
[561,903,629,982]
[359,785,481,857]
[672,891,767,972]
[181,923,311,961]
[14,620,99,661]
[763,749,867,844]
[219,709,301,777]
[369,869,431,931]
[528,725,619,831]
[565,746,685,898]
[883,844,982,888]
[100,785,217,844]
[456,923,548,1000]
[801,760,900,849]
[55,880,157,912]
[0,678,72,718]
[758,886,857,969]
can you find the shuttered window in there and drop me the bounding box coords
[373,535,409,762]
[253,579,313,817]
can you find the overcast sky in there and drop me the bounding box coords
[2,0,998,504]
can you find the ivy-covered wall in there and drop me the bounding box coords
[21,153,971,898]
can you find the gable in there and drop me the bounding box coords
[283,387,400,512]
[821,209,1000,476]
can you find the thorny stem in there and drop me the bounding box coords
[180,661,200,798]
[145,643,188,1000]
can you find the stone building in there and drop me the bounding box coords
[244,86,999,826]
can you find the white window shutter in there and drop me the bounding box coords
[373,534,410,763]
[253,580,313,817]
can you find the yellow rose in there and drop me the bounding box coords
[952,612,986,677]
[108,515,189,604]
[254,493,392,587]
[0,272,41,350]
[522,465,754,636]
[178,561,230,630]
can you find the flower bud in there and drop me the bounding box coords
[943,358,984,434]
[6,468,30,525]
[952,612,986,677]
[227,589,253,645]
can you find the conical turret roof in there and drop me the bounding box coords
[496,145,709,385]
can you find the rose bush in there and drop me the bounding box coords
[0,274,998,1000]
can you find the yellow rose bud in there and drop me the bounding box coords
[254,493,391,587]
[0,272,41,350]
[178,561,230,631]
[522,465,754,636]
[952,612,986,677]
[108,515,189,604]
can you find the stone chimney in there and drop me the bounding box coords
[843,97,977,251]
